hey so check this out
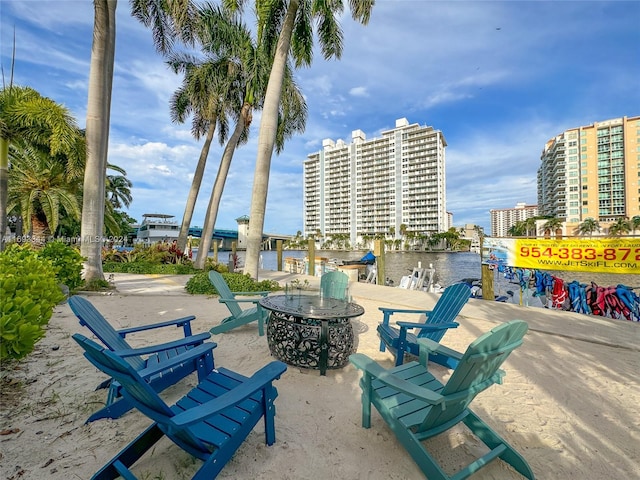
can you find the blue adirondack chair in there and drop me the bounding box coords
[73,333,287,480]
[68,295,216,423]
[377,282,471,368]
[208,270,270,336]
[351,320,534,480]
[320,270,350,300]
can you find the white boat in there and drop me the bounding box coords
[136,214,180,244]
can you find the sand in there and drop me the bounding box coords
[1,271,638,480]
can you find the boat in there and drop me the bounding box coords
[135,214,180,244]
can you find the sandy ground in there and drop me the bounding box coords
[0,271,638,480]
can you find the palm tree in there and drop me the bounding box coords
[507,221,526,237]
[105,164,133,210]
[192,4,307,269]
[239,0,375,279]
[7,141,81,246]
[631,215,640,235]
[608,217,631,236]
[0,85,84,250]
[81,0,117,281]
[574,217,601,238]
[81,0,197,282]
[523,217,537,237]
[540,217,563,239]
[168,53,229,253]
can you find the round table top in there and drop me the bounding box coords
[259,294,364,320]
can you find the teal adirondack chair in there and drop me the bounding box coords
[377,282,471,368]
[68,295,216,423]
[320,270,350,300]
[351,320,534,480]
[208,271,270,336]
[73,333,287,480]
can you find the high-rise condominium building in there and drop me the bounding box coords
[537,116,639,230]
[489,203,539,237]
[303,118,447,246]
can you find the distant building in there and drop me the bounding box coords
[455,223,483,252]
[490,203,538,237]
[303,118,448,246]
[537,116,639,232]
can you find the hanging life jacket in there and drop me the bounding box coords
[552,277,567,310]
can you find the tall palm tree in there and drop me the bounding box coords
[608,217,631,236]
[233,0,375,279]
[7,141,81,246]
[167,52,229,252]
[81,0,117,281]
[0,85,84,250]
[192,4,306,269]
[574,217,601,238]
[81,0,197,282]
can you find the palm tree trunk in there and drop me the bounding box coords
[195,104,251,269]
[81,0,117,282]
[0,137,8,250]
[30,213,49,248]
[244,0,299,279]
[177,121,216,252]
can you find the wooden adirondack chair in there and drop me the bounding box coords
[208,270,270,336]
[377,282,471,368]
[73,333,287,480]
[320,270,350,300]
[351,320,534,480]
[68,295,216,423]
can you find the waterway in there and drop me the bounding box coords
[226,249,639,292]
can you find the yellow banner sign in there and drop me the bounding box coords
[482,237,640,275]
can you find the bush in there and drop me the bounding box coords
[103,261,198,275]
[0,244,65,361]
[102,243,192,265]
[185,271,280,295]
[40,241,84,291]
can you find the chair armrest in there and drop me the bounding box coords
[170,361,288,427]
[218,298,262,305]
[416,338,463,365]
[378,307,432,327]
[114,333,213,357]
[132,342,217,378]
[396,321,459,331]
[116,315,197,338]
[349,353,445,406]
[232,291,270,297]
[378,307,432,316]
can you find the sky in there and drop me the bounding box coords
[1,1,639,235]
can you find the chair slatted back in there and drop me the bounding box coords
[320,271,350,300]
[69,296,145,370]
[73,333,208,451]
[209,271,243,318]
[417,282,471,341]
[417,320,528,433]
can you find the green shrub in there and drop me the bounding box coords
[103,261,198,275]
[185,271,215,295]
[185,271,280,295]
[0,244,65,361]
[40,241,85,290]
